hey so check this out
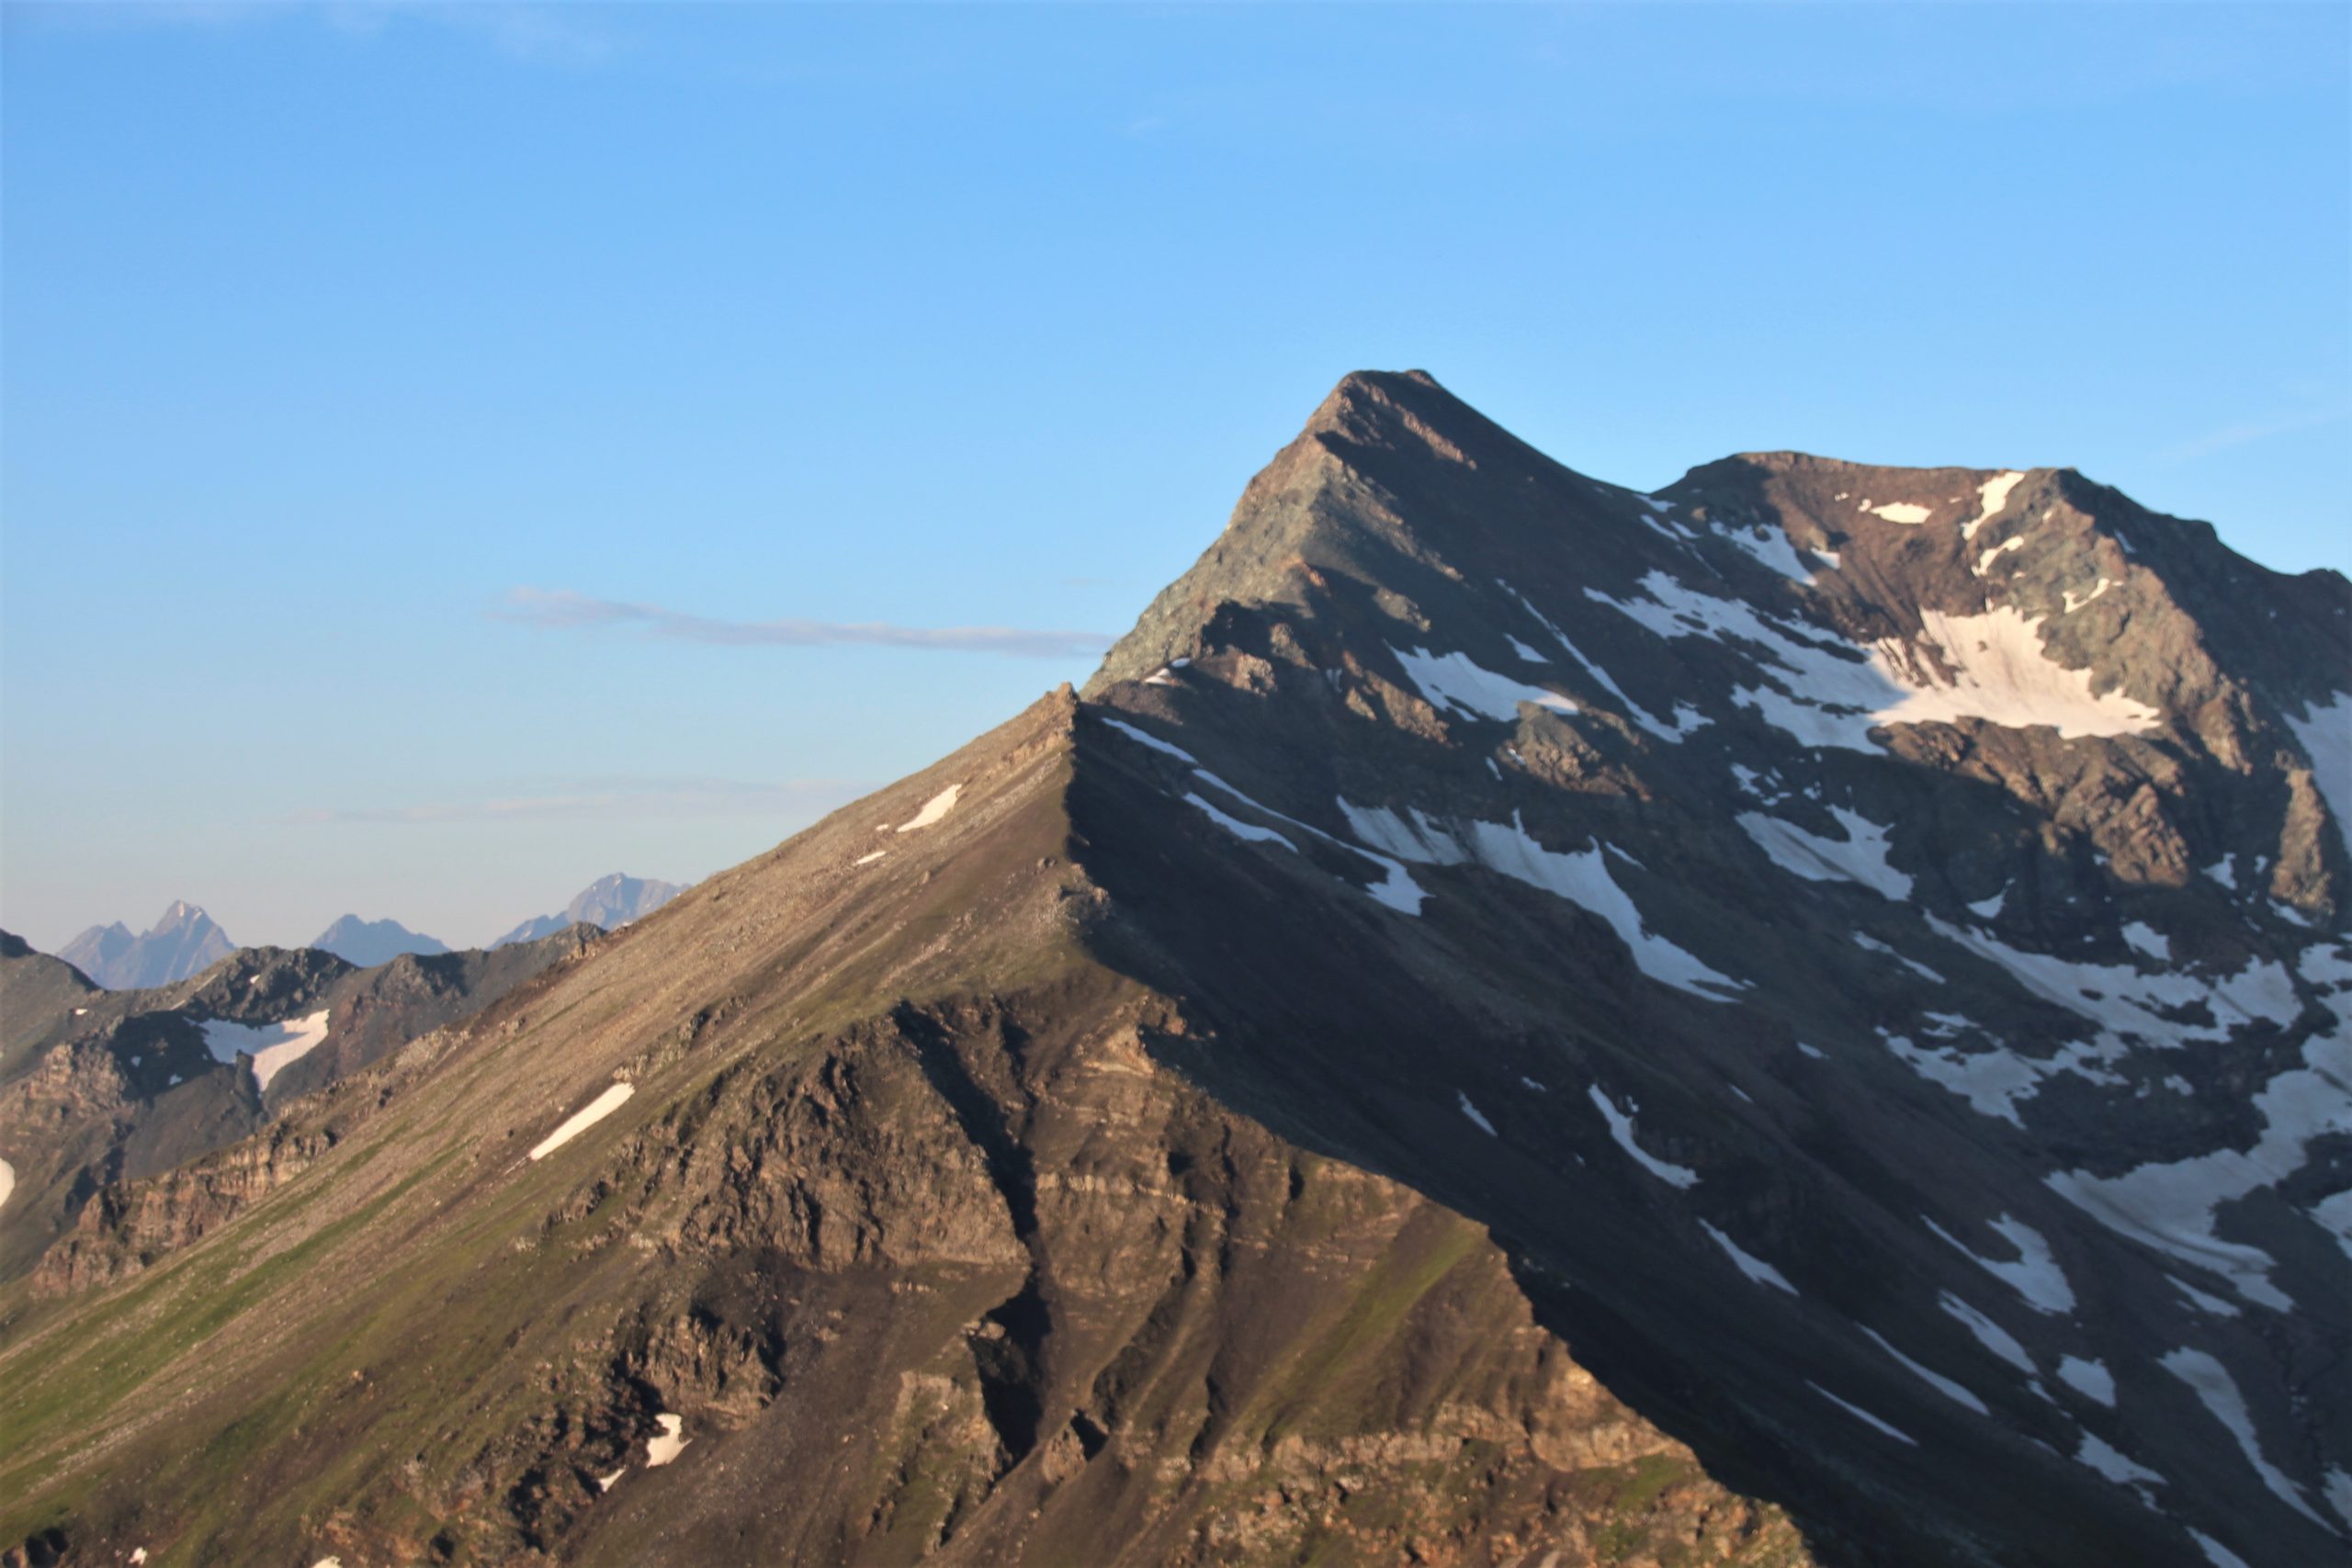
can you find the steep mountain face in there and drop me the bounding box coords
[310,914,452,967]
[493,874,686,948]
[1,371,2344,1568]
[0,925,601,1285]
[56,901,236,989]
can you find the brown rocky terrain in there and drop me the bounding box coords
[0,926,602,1281]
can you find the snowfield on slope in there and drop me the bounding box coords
[199,1010,333,1092]
[1339,802,1743,998]
[1390,643,1575,721]
[895,784,963,832]
[528,1082,637,1161]
[1585,570,2160,749]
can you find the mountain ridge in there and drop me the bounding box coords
[3,370,2344,1568]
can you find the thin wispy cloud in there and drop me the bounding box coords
[2159,405,2348,464]
[492,588,1114,661]
[289,774,864,826]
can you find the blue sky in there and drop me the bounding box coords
[4,2,2346,952]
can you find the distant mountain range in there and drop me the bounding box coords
[489,873,685,947]
[308,915,450,967]
[47,876,685,987]
[57,901,235,989]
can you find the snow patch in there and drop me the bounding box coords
[2049,1032,2349,1313]
[1586,571,2158,750]
[1870,502,1934,525]
[1458,1093,1498,1136]
[1338,803,1738,995]
[895,784,963,832]
[1391,644,1575,722]
[2075,1431,2162,1494]
[528,1082,637,1161]
[1862,1327,1988,1415]
[1185,793,1296,850]
[1873,607,2160,738]
[2121,922,2167,960]
[1098,716,1199,763]
[2161,1348,2327,1527]
[596,1467,626,1493]
[1736,808,1910,899]
[1974,536,2025,576]
[644,1413,690,1467]
[2285,693,2352,856]
[1925,1214,2075,1314]
[2057,1356,2117,1406]
[2062,578,2114,614]
[1939,1292,2034,1375]
[1702,1221,1796,1293]
[1722,522,1815,581]
[199,1010,333,1092]
[1807,1382,1918,1444]
[853,851,887,866]
[2188,1530,2251,1568]
[1588,1086,1700,1188]
[0,1157,14,1213]
[1961,472,2027,540]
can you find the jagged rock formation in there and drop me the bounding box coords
[493,873,688,949]
[56,901,236,989]
[1,372,2345,1568]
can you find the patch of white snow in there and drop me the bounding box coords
[1587,1086,1700,1188]
[1806,1382,1919,1444]
[1736,808,1910,899]
[528,1082,637,1161]
[1391,644,1576,722]
[1925,1214,2075,1314]
[1862,1328,1989,1416]
[2160,1348,2327,1527]
[199,1010,333,1093]
[644,1412,690,1467]
[2057,1356,2117,1406]
[895,784,963,832]
[1701,1221,1796,1293]
[2285,693,2352,856]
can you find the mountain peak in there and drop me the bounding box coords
[311,914,450,968]
[58,903,235,989]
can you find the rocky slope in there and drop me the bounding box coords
[0,925,601,1283]
[2,371,2345,1568]
[57,902,236,990]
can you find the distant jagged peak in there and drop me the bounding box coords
[57,901,237,989]
[490,872,688,949]
[310,914,451,968]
